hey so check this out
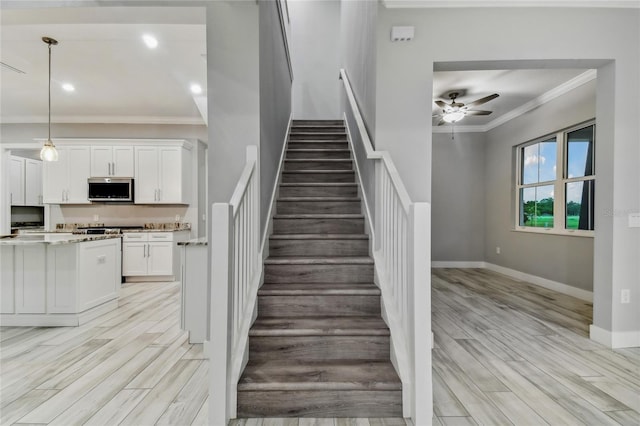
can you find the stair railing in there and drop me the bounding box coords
[210,145,260,425]
[340,68,432,425]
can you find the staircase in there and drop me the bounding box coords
[237,120,402,417]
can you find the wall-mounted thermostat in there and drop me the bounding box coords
[391,26,415,42]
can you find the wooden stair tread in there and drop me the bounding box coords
[282,170,353,173]
[270,234,368,240]
[279,183,357,186]
[264,257,373,265]
[278,197,360,202]
[285,158,351,162]
[274,213,363,218]
[250,317,389,336]
[238,360,401,391]
[259,283,380,295]
[287,149,350,152]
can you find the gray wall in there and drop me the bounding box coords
[374,6,639,335]
[340,0,377,138]
[260,0,292,235]
[206,2,260,207]
[484,81,596,291]
[339,0,378,228]
[289,0,340,119]
[432,132,486,262]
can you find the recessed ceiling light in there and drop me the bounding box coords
[142,34,158,49]
[62,83,75,92]
[190,83,203,95]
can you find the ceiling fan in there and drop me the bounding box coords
[433,92,499,125]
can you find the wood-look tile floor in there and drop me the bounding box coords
[2,269,638,425]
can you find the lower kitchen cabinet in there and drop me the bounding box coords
[122,231,189,280]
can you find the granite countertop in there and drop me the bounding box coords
[0,233,122,246]
[178,237,208,246]
[56,222,191,233]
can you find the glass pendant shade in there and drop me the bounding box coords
[40,139,59,161]
[442,111,465,123]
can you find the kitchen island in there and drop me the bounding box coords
[0,234,122,326]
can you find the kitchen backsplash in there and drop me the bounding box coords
[51,204,191,227]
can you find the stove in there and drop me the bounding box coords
[75,226,144,235]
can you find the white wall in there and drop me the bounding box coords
[375,5,640,343]
[431,131,486,262]
[289,0,341,119]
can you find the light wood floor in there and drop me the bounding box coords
[2,269,638,425]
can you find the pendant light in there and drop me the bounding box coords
[40,36,59,162]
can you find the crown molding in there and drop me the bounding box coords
[433,69,597,134]
[0,115,206,126]
[384,0,640,8]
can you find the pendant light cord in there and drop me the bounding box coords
[48,41,52,142]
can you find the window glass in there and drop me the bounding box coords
[520,185,554,228]
[567,126,594,178]
[566,181,595,230]
[522,138,556,184]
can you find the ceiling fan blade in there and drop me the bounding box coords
[465,110,492,116]
[434,100,447,108]
[437,119,446,126]
[432,113,443,117]
[464,93,499,109]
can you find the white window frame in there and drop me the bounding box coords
[514,120,595,237]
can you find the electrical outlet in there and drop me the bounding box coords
[621,289,630,304]
[175,214,181,222]
[496,246,501,255]
[93,214,99,222]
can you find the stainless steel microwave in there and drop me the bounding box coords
[88,177,134,202]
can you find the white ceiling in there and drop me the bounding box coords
[432,68,593,129]
[1,5,597,132]
[0,6,207,125]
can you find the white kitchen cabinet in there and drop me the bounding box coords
[43,146,91,204]
[14,245,47,313]
[9,156,43,206]
[134,146,190,204]
[122,231,189,279]
[25,159,43,206]
[1,237,121,325]
[91,145,134,177]
[9,156,25,206]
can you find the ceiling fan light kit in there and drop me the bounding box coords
[40,36,59,162]
[434,91,499,126]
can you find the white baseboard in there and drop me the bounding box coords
[484,262,593,302]
[590,325,640,348]
[431,261,486,268]
[431,260,593,302]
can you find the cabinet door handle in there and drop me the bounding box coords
[157,189,161,201]
[108,162,111,175]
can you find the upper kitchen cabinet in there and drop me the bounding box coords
[90,146,134,177]
[43,146,91,204]
[134,144,191,204]
[9,156,43,206]
[9,156,25,206]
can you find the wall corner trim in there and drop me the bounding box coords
[590,325,640,349]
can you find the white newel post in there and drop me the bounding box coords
[210,203,233,426]
[411,202,432,425]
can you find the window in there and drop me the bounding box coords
[516,121,595,235]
